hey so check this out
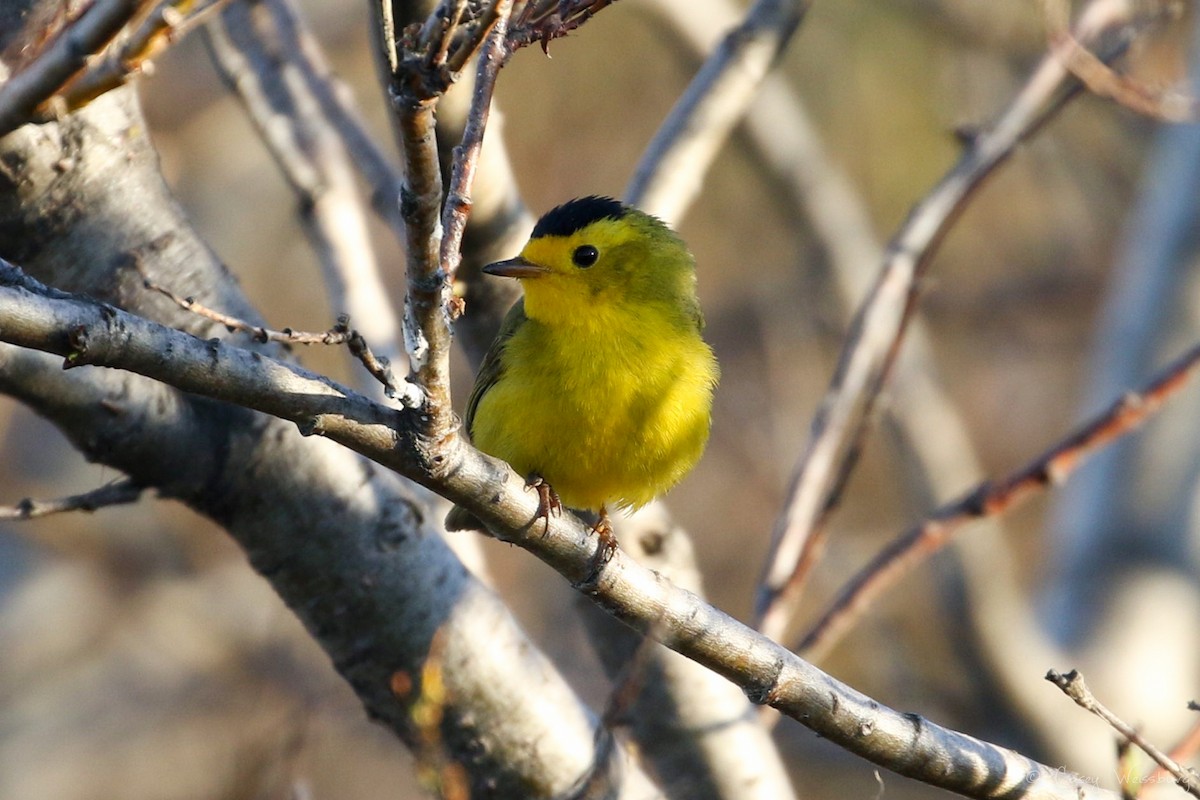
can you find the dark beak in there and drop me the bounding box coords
[482,256,551,279]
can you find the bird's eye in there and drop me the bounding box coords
[572,245,599,268]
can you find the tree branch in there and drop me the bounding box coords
[203,0,404,394]
[1047,670,1200,798]
[0,478,143,520]
[0,86,643,799]
[55,0,233,112]
[0,0,149,137]
[754,0,1137,636]
[798,336,1200,662]
[625,0,809,224]
[0,260,1121,800]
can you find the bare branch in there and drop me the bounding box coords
[754,0,1138,635]
[0,479,143,520]
[0,260,1122,800]
[1048,670,1200,798]
[142,273,400,396]
[0,0,149,137]
[579,504,798,800]
[799,336,1200,662]
[0,84,639,798]
[384,2,512,430]
[55,0,233,111]
[203,0,404,394]
[1043,0,1196,121]
[267,0,407,238]
[1142,711,1200,793]
[625,0,809,223]
[440,1,512,285]
[508,0,616,53]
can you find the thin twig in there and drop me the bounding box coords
[204,0,404,395]
[267,0,408,239]
[1140,706,1200,795]
[0,0,150,138]
[754,0,1137,637]
[52,0,234,112]
[625,0,809,224]
[0,479,143,520]
[441,2,513,285]
[508,0,615,53]
[798,337,1200,662]
[143,274,400,394]
[1043,0,1196,121]
[1047,670,1200,798]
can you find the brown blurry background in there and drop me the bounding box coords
[2,1,1198,798]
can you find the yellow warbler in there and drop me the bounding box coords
[447,197,719,549]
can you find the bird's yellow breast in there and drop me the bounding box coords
[470,300,717,512]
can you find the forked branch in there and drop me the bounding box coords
[798,337,1200,662]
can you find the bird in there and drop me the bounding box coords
[446,196,719,554]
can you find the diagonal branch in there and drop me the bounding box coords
[0,0,149,137]
[798,336,1200,662]
[625,0,809,224]
[0,77,648,796]
[142,272,399,395]
[0,259,1122,800]
[1048,670,1200,799]
[754,0,1139,637]
[55,0,233,111]
[267,0,407,238]
[440,0,512,284]
[203,0,404,394]
[0,478,144,520]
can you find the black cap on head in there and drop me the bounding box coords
[530,196,627,240]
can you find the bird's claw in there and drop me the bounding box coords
[591,507,618,563]
[524,473,562,535]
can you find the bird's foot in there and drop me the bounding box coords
[591,506,618,563]
[524,472,562,535]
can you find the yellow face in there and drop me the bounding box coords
[506,207,700,331]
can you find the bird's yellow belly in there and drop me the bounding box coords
[470,324,715,512]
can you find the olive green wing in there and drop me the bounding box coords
[463,298,527,437]
[446,300,526,533]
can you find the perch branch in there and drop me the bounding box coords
[0,259,1121,800]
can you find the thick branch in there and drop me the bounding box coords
[0,87,640,799]
[0,263,1120,800]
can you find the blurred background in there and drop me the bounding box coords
[2,0,1199,797]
